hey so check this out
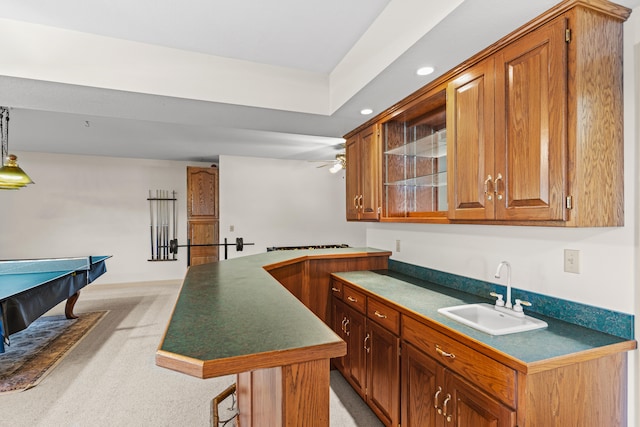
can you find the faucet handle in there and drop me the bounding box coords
[490,292,505,307]
[513,299,531,312]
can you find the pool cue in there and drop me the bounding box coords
[149,190,154,260]
[156,190,160,260]
[172,190,177,260]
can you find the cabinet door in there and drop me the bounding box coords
[331,299,347,373]
[345,125,381,221]
[366,321,400,427]
[359,124,382,221]
[445,371,516,427]
[344,305,367,397]
[345,135,361,220]
[187,167,219,218]
[447,58,496,220]
[188,220,219,266]
[402,343,440,427]
[494,17,567,221]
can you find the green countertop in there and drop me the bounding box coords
[157,248,389,376]
[332,270,635,367]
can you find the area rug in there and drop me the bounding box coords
[0,311,107,394]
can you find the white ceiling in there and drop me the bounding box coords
[0,0,637,163]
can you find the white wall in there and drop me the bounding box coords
[366,10,640,425]
[0,152,210,283]
[219,155,366,258]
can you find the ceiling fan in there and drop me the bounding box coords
[311,144,346,173]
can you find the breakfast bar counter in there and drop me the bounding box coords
[156,247,391,426]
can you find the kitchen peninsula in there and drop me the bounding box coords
[156,247,391,426]
[157,247,635,426]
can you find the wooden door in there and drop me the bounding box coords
[366,321,399,427]
[493,17,567,221]
[445,371,516,427]
[187,167,219,218]
[344,305,367,398]
[402,343,440,427]
[187,220,218,266]
[331,299,347,374]
[359,124,381,221]
[345,135,361,220]
[447,58,496,220]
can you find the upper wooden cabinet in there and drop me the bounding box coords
[382,88,448,221]
[187,166,219,218]
[344,0,629,227]
[346,124,382,221]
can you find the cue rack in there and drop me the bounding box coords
[147,190,177,261]
[147,189,255,265]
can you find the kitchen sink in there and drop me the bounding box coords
[437,303,548,336]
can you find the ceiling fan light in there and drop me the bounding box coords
[329,163,343,173]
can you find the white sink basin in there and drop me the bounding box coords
[437,303,548,336]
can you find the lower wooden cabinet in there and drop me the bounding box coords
[402,342,515,427]
[331,282,400,427]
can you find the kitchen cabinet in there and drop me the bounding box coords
[402,317,515,427]
[331,280,400,427]
[346,124,382,221]
[344,0,629,226]
[448,18,566,222]
[332,269,635,427]
[382,88,448,221]
[186,166,219,265]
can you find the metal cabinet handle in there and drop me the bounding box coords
[347,296,358,303]
[353,195,359,208]
[358,195,364,210]
[341,317,347,334]
[374,310,387,319]
[364,333,370,353]
[495,173,504,200]
[434,386,443,413]
[331,287,341,293]
[435,344,456,359]
[442,393,452,422]
[484,175,493,201]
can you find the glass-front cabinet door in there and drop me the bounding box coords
[382,89,448,220]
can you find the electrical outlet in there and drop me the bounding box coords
[564,249,580,274]
[229,225,234,232]
[395,239,401,252]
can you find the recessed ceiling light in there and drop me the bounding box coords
[416,66,435,76]
[360,108,373,115]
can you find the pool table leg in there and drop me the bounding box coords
[65,291,81,319]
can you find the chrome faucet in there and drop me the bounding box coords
[494,261,512,309]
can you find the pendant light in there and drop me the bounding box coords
[0,107,34,190]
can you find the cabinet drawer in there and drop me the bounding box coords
[330,280,343,300]
[402,315,516,407]
[342,284,366,314]
[367,298,400,335]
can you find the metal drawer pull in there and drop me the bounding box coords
[364,333,370,353]
[331,287,341,293]
[341,317,347,333]
[484,175,493,201]
[347,296,358,303]
[435,345,456,359]
[374,310,387,319]
[442,393,452,422]
[344,319,350,336]
[434,386,442,413]
[495,173,504,200]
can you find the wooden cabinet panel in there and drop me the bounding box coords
[447,58,495,220]
[187,167,218,218]
[366,321,400,426]
[367,297,400,335]
[342,284,367,314]
[494,16,567,221]
[402,343,440,427]
[344,303,367,397]
[446,372,516,427]
[187,220,218,266]
[346,125,381,221]
[266,262,305,301]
